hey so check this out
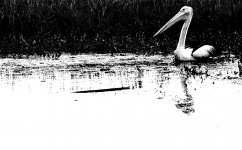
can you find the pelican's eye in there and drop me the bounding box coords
[180,8,186,12]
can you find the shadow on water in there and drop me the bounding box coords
[1,54,242,115]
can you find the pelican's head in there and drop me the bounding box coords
[154,6,193,37]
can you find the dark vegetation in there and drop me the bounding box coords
[0,0,242,58]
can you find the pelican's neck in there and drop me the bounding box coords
[176,14,192,50]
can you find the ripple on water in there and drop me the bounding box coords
[0,54,241,115]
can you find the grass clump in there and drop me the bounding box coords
[0,0,242,57]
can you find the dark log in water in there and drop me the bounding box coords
[72,87,130,93]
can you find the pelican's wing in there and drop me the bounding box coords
[192,45,215,59]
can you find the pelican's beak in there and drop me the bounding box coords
[153,11,187,37]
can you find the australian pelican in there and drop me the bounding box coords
[154,6,215,61]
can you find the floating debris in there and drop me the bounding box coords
[72,87,131,93]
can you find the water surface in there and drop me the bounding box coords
[0,54,242,150]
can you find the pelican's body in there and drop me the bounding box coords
[154,6,215,61]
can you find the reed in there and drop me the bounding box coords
[0,0,241,57]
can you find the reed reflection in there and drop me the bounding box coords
[1,60,234,115]
[132,66,143,89]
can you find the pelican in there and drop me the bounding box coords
[154,6,215,61]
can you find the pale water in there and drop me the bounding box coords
[0,54,242,150]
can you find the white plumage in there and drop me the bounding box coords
[192,45,215,59]
[154,6,215,61]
